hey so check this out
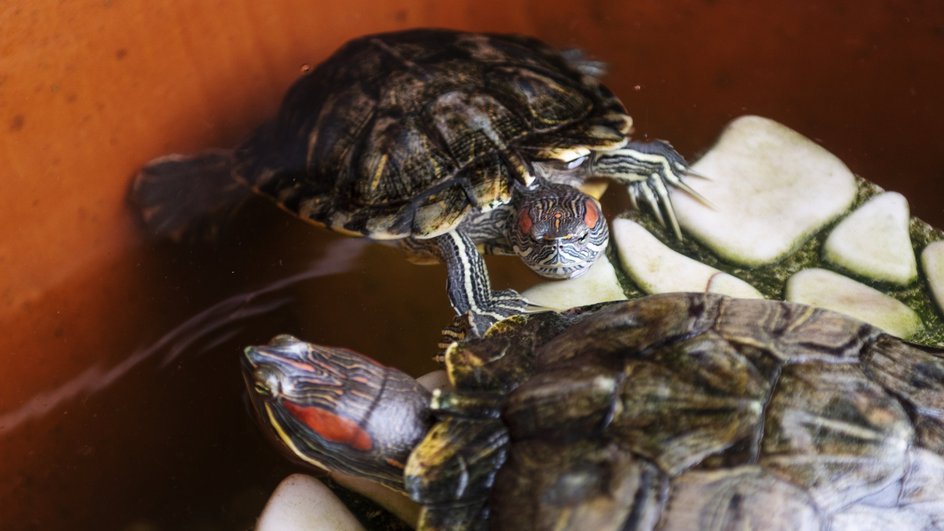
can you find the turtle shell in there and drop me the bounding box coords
[234,29,630,239]
[406,293,944,529]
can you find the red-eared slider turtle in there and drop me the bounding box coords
[132,29,703,335]
[242,293,944,530]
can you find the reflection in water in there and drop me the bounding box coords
[0,238,368,437]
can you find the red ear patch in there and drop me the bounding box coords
[284,400,373,451]
[518,209,533,235]
[583,199,600,228]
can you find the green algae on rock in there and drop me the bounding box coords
[528,116,944,346]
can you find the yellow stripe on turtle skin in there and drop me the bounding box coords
[369,154,389,192]
[265,403,332,473]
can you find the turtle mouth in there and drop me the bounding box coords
[530,262,593,280]
[522,240,602,280]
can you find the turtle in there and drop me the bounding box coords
[242,292,944,530]
[131,29,704,336]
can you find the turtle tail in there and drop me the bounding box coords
[130,149,251,243]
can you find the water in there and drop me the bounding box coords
[0,198,540,529]
[2,2,943,529]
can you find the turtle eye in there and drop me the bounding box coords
[254,368,283,397]
[566,155,588,170]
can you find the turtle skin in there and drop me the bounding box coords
[244,293,944,530]
[236,28,628,239]
[422,293,944,529]
[134,29,691,336]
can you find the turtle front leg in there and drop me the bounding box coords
[431,231,533,336]
[592,140,708,238]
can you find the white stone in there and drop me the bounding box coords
[417,370,450,391]
[329,472,418,526]
[257,474,366,531]
[522,253,627,310]
[824,192,917,285]
[921,241,944,315]
[612,218,763,299]
[670,116,857,266]
[785,268,922,338]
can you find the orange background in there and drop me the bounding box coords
[2,1,943,528]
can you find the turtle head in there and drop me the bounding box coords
[512,182,609,279]
[242,335,432,492]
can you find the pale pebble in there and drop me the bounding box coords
[612,218,762,299]
[256,474,365,531]
[329,472,418,527]
[671,116,857,266]
[785,268,921,338]
[921,241,944,315]
[417,369,450,391]
[824,192,917,285]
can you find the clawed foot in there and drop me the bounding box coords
[466,288,543,336]
[436,231,546,347]
[593,140,712,239]
[439,290,544,351]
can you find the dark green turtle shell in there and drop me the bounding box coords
[405,293,944,529]
[233,29,630,240]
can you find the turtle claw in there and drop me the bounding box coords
[499,291,556,317]
[649,177,682,240]
[592,139,714,240]
[436,312,505,354]
[682,167,712,180]
[636,180,667,230]
[437,319,470,355]
[437,291,545,353]
[491,289,545,312]
[453,289,538,340]
[672,178,715,210]
[481,288,537,322]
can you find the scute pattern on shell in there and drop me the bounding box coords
[416,293,944,529]
[234,29,629,239]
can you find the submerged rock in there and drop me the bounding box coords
[257,474,365,531]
